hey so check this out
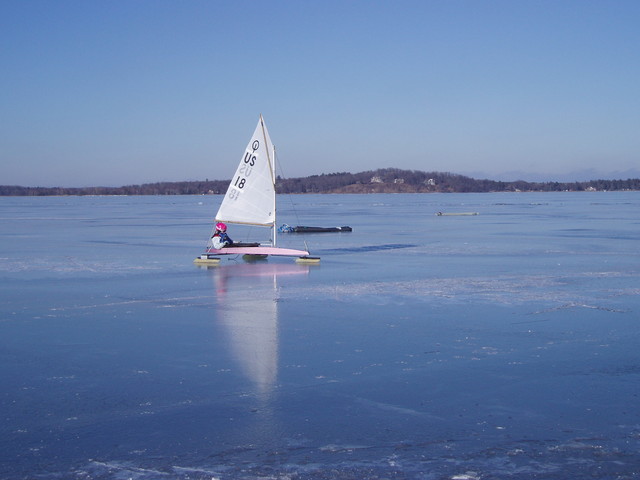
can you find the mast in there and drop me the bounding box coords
[259,114,277,247]
[271,143,277,247]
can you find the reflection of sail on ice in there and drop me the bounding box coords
[219,288,278,395]
[213,264,309,396]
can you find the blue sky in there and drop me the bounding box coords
[2,0,639,187]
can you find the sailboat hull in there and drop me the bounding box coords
[206,246,310,257]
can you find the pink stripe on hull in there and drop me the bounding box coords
[206,246,310,257]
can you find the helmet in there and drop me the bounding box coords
[215,222,227,232]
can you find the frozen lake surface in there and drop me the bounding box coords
[1,192,639,479]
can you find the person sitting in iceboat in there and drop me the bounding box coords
[209,222,234,249]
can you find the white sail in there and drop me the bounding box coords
[215,115,276,227]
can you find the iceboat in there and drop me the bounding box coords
[195,115,319,265]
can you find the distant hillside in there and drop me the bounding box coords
[2,168,639,196]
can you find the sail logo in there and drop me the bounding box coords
[231,139,260,195]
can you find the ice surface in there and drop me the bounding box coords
[1,192,639,479]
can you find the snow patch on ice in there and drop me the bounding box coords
[288,271,638,309]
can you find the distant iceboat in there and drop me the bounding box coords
[435,212,479,216]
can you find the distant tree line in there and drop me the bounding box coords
[0,180,229,196]
[2,168,639,196]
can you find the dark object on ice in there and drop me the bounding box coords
[436,212,478,216]
[279,224,352,233]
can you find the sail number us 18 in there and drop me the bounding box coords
[229,140,259,200]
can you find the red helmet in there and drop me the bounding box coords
[215,222,227,232]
